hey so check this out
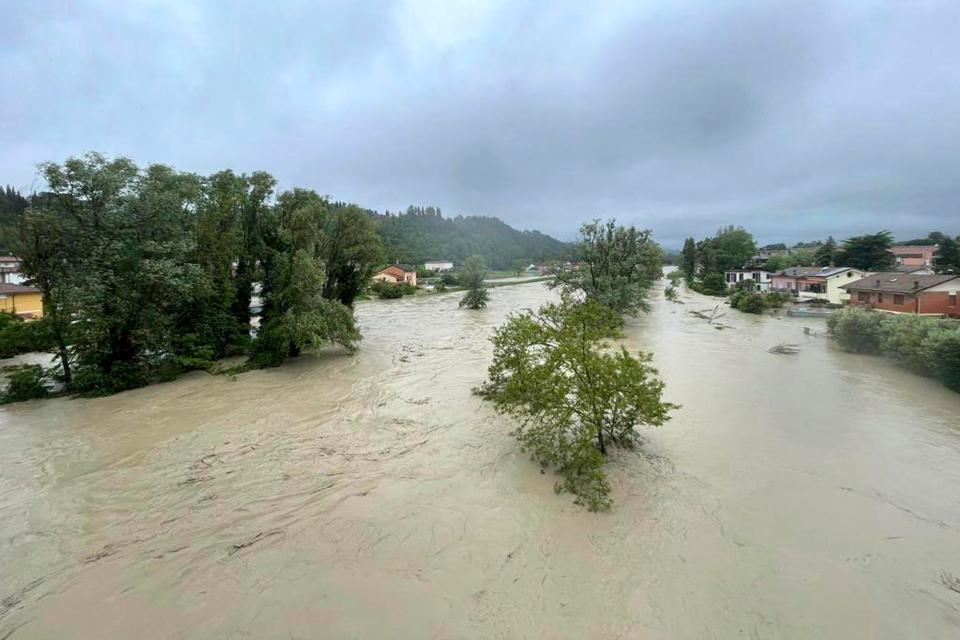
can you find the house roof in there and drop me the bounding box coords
[0,283,40,294]
[725,268,771,273]
[773,266,821,277]
[0,255,20,263]
[378,264,414,276]
[424,259,452,263]
[840,273,958,293]
[810,266,857,278]
[892,264,930,273]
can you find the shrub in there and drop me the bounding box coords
[933,332,960,391]
[370,281,404,299]
[732,291,766,314]
[827,307,885,353]
[1,364,50,403]
[401,282,417,295]
[689,272,727,296]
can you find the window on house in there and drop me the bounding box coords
[893,294,904,305]
[857,291,869,302]
[877,293,884,303]
[752,272,760,281]
[950,294,957,307]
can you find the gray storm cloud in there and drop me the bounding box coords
[3,0,959,247]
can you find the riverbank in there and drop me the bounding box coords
[1,280,959,638]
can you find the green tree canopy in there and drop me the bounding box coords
[479,297,676,510]
[836,230,895,271]
[552,219,663,315]
[459,255,489,309]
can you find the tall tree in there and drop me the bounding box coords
[320,204,383,307]
[680,237,697,280]
[459,255,489,309]
[251,189,361,367]
[713,225,757,272]
[936,236,959,274]
[836,230,895,271]
[814,236,837,267]
[552,219,663,315]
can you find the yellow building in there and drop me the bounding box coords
[0,283,43,319]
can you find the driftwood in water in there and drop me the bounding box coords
[689,305,727,324]
[768,343,801,355]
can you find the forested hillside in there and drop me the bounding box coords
[370,206,569,269]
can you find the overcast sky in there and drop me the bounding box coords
[4,1,960,247]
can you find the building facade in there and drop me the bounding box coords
[0,283,43,319]
[796,267,866,304]
[890,245,937,267]
[372,264,418,286]
[842,273,960,316]
[423,260,454,272]
[724,269,772,292]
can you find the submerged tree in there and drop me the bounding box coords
[478,297,676,510]
[552,219,663,315]
[459,254,489,309]
[680,237,697,281]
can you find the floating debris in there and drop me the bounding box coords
[768,343,801,355]
[689,305,727,324]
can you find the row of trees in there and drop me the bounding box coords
[479,220,675,510]
[15,153,383,396]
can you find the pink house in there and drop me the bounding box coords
[890,245,937,267]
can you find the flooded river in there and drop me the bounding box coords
[2,279,959,638]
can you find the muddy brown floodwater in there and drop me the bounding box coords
[2,279,960,639]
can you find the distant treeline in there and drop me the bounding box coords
[369,205,570,270]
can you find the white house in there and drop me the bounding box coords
[797,267,866,304]
[0,256,26,285]
[724,269,772,292]
[423,260,454,272]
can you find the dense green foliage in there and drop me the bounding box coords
[814,236,838,267]
[684,226,757,293]
[0,312,51,358]
[836,230,895,271]
[552,219,663,315]
[763,247,816,271]
[680,237,697,281]
[728,284,789,314]
[828,308,960,392]
[373,206,568,270]
[0,364,49,403]
[688,272,727,296]
[478,298,676,510]
[458,255,489,309]
[0,186,29,253]
[14,153,381,397]
[937,236,959,274]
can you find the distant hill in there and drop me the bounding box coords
[368,205,570,270]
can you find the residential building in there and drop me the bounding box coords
[423,260,454,272]
[372,264,417,287]
[0,283,43,319]
[769,266,821,295]
[841,273,960,316]
[0,256,25,285]
[724,269,772,292]
[890,245,937,267]
[797,267,867,304]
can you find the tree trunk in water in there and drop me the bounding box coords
[597,428,607,456]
